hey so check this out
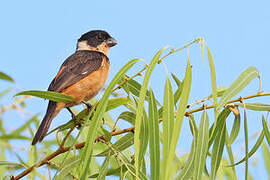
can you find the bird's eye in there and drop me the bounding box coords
[97,34,104,41]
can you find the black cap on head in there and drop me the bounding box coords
[78,30,117,47]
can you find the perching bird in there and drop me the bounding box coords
[32,30,117,145]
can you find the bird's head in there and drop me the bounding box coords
[77,30,117,56]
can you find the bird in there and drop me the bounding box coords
[32,30,117,145]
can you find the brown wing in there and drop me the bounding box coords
[48,50,109,92]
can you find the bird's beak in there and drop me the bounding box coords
[106,37,117,47]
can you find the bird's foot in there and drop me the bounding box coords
[82,101,92,113]
[66,107,76,119]
[75,123,82,129]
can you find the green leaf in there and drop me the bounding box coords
[206,46,218,123]
[171,73,183,107]
[229,113,241,144]
[122,160,148,180]
[208,86,227,98]
[14,90,74,103]
[225,130,237,179]
[89,167,122,178]
[80,58,141,179]
[162,76,174,175]
[47,119,77,135]
[138,109,149,170]
[194,110,209,180]
[218,159,236,180]
[14,153,29,169]
[101,127,112,142]
[171,73,182,87]
[12,114,39,135]
[148,87,160,180]
[244,108,248,180]
[96,133,134,157]
[120,75,152,103]
[200,41,204,62]
[0,88,13,99]
[158,73,183,117]
[165,60,192,179]
[0,161,25,168]
[211,118,226,180]
[97,153,111,180]
[55,156,80,180]
[0,118,6,134]
[89,157,147,180]
[134,47,167,177]
[262,143,270,177]
[117,111,136,125]
[106,97,132,112]
[131,95,149,168]
[209,107,231,148]
[236,103,270,111]
[176,141,196,180]
[0,134,29,140]
[217,66,260,111]
[188,115,198,138]
[0,72,14,82]
[173,84,183,106]
[124,97,138,113]
[27,146,37,180]
[229,130,264,167]
[262,115,270,145]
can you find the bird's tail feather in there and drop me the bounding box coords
[32,101,58,145]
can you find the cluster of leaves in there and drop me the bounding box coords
[0,38,270,180]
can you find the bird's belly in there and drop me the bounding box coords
[61,61,110,107]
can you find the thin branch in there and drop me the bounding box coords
[59,126,75,148]
[0,96,30,115]
[112,38,204,93]
[186,96,211,108]
[112,65,148,92]
[185,92,270,116]
[158,37,203,64]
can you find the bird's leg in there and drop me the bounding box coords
[82,101,92,113]
[66,107,82,129]
[66,107,76,119]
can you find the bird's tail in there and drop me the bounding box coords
[32,101,64,145]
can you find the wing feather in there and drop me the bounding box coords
[48,50,108,92]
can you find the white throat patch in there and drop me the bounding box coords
[76,41,93,51]
[76,40,110,56]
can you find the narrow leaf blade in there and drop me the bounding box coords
[165,60,192,179]
[262,115,270,145]
[229,130,264,167]
[229,113,241,144]
[217,66,260,111]
[106,97,132,112]
[177,141,196,180]
[148,87,160,180]
[236,103,270,111]
[96,133,134,157]
[97,153,111,180]
[211,119,226,179]
[162,75,174,175]
[0,72,14,82]
[14,90,74,103]
[194,110,209,180]
[262,143,270,177]
[206,46,218,120]
[134,47,167,177]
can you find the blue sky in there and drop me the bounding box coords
[0,0,269,178]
